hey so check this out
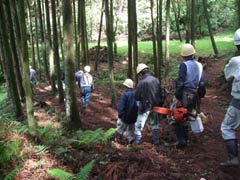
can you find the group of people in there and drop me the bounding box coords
[116,43,205,147]
[116,28,240,167]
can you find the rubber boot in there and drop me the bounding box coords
[173,123,187,149]
[135,135,142,144]
[152,129,160,145]
[220,139,240,166]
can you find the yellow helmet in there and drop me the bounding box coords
[234,28,240,45]
[123,79,134,88]
[136,63,148,74]
[181,43,196,57]
[84,65,91,73]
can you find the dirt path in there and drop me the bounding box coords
[15,59,240,180]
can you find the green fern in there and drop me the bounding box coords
[101,128,117,144]
[0,140,22,166]
[3,165,22,180]
[74,128,103,147]
[47,160,95,180]
[47,169,76,180]
[78,160,95,180]
[35,145,49,155]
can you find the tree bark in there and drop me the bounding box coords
[94,0,104,71]
[190,0,195,46]
[0,0,23,118]
[165,0,170,84]
[105,0,116,107]
[156,0,163,80]
[202,0,219,56]
[63,0,81,129]
[6,0,25,102]
[17,0,37,128]
[150,0,157,76]
[79,0,89,66]
[51,0,64,103]
[172,0,182,42]
[37,0,50,83]
[127,0,133,79]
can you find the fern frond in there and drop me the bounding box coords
[3,165,22,180]
[35,145,49,155]
[78,160,95,180]
[75,128,103,147]
[101,128,117,144]
[47,168,76,180]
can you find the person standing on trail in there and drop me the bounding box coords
[116,78,138,144]
[29,66,36,87]
[80,65,94,109]
[134,63,163,145]
[173,43,205,148]
[220,28,240,166]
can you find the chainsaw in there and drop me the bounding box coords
[153,106,196,122]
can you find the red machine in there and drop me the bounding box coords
[153,106,189,122]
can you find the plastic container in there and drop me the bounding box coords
[190,115,204,133]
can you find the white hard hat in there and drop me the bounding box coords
[123,78,134,88]
[234,28,240,45]
[84,65,91,73]
[136,63,148,74]
[181,43,196,57]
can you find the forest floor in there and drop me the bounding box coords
[9,56,240,180]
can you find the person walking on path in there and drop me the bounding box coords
[220,28,240,166]
[134,63,163,145]
[173,43,205,148]
[116,78,138,144]
[80,65,94,109]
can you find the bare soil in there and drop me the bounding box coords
[12,57,240,180]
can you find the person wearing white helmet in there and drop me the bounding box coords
[173,43,205,149]
[220,28,240,166]
[80,65,94,109]
[134,63,163,145]
[116,78,138,144]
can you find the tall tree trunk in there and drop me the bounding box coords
[45,0,56,91]
[76,0,81,70]
[27,0,36,68]
[17,0,36,128]
[0,0,23,118]
[51,0,64,103]
[45,0,52,47]
[237,0,240,28]
[127,0,133,79]
[150,0,157,76]
[202,0,219,56]
[35,2,42,80]
[57,0,65,65]
[73,0,78,69]
[190,0,195,46]
[0,40,11,97]
[156,0,163,80]
[37,0,50,83]
[127,0,138,81]
[63,0,81,129]
[165,0,170,84]
[94,0,104,71]
[132,0,138,82]
[172,0,182,42]
[105,0,116,107]
[6,0,25,102]
[79,0,89,66]
[185,0,191,43]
